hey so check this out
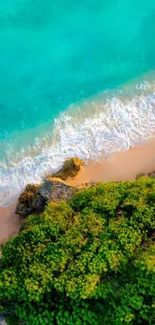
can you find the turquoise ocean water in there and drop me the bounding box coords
[1,0,155,205]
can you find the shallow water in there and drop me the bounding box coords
[1,1,155,205]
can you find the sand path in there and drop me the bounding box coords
[0,202,22,245]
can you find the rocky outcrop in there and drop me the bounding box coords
[136,171,155,179]
[136,173,146,179]
[0,303,22,325]
[0,315,23,325]
[16,184,46,217]
[16,158,83,217]
[40,177,77,202]
[52,158,83,180]
[148,171,155,178]
[0,317,7,325]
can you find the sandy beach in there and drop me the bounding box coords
[1,137,155,245]
[0,202,22,245]
[69,137,155,185]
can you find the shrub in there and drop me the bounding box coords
[0,177,155,324]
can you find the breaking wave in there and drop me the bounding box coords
[1,78,155,206]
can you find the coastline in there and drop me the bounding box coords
[68,137,155,185]
[1,136,155,244]
[1,75,155,207]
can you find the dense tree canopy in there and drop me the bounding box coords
[0,177,155,324]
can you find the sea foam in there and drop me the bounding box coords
[1,79,155,206]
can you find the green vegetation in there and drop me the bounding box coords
[5,315,22,325]
[0,177,155,324]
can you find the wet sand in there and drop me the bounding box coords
[1,137,155,245]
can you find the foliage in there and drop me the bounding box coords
[5,315,23,325]
[0,300,22,325]
[0,177,155,324]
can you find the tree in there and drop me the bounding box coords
[0,177,155,324]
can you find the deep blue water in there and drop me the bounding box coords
[1,0,155,205]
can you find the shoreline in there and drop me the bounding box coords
[68,137,155,186]
[1,76,155,208]
[1,137,155,244]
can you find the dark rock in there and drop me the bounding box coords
[136,173,146,179]
[16,184,46,217]
[148,171,155,178]
[0,318,7,325]
[39,177,76,202]
[52,158,83,180]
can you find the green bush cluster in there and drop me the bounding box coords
[0,177,155,324]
